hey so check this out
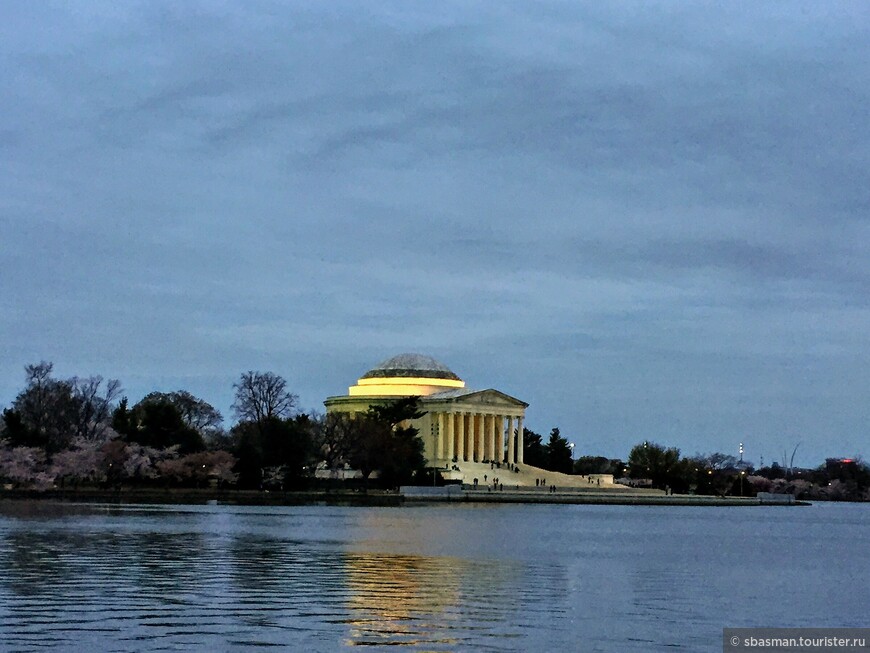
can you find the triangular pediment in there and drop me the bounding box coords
[423,388,528,408]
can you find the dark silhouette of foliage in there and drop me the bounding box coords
[112,397,134,436]
[574,456,625,476]
[544,427,574,474]
[628,441,684,491]
[522,427,547,468]
[69,375,122,441]
[230,415,316,490]
[5,362,121,454]
[119,397,205,454]
[139,390,223,440]
[346,397,427,488]
[313,412,358,473]
[1,408,29,446]
[230,420,264,489]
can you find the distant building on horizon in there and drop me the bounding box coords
[324,353,528,467]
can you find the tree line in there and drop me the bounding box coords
[0,362,426,492]
[507,428,868,501]
[618,441,870,501]
[2,362,866,500]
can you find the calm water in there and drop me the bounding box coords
[0,501,867,652]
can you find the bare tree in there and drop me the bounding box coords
[314,412,362,473]
[6,363,121,452]
[696,452,740,471]
[15,362,62,439]
[71,376,123,441]
[232,371,297,427]
[11,362,77,452]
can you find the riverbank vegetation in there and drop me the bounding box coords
[1,362,867,500]
[517,433,868,501]
[619,441,870,501]
[0,362,425,493]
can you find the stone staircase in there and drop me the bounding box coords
[439,459,648,491]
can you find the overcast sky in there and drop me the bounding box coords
[2,1,868,467]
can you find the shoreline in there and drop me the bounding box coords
[0,488,403,507]
[410,492,809,506]
[0,487,814,507]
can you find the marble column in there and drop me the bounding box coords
[437,412,445,461]
[516,416,524,464]
[488,414,496,461]
[457,412,465,462]
[446,412,454,461]
[467,414,473,462]
[478,415,483,461]
[498,415,506,462]
[469,414,477,462]
[480,414,487,461]
[506,415,515,463]
[467,413,473,462]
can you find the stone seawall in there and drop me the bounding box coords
[400,486,809,506]
[0,487,808,508]
[0,488,403,507]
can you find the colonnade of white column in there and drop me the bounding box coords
[432,411,524,465]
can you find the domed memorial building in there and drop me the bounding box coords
[324,354,528,467]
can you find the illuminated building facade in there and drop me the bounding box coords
[324,353,528,466]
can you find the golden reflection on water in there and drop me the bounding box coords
[343,551,463,648]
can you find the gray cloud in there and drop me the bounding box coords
[1,0,868,465]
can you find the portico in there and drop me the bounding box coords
[417,390,526,465]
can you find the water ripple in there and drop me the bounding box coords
[1,502,869,651]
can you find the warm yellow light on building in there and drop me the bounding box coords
[349,376,465,397]
[324,353,529,471]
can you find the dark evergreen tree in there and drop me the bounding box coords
[139,390,223,440]
[123,397,205,454]
[230,420,264,489]
[111,397,134,437]
[229,414,317,490]
[627,441,688,491]
[544,427,574,474]
[347,397,427,488]
[1,408,30,446]
[522,427,547,468]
